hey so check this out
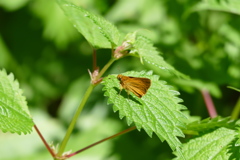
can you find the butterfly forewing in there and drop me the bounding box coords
[117,75,151,98]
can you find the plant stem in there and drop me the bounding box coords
[92,49,97,70]
[56,58,117,157]
[34,124,55,157]
[201,89,217,118]
[66,126,136,158]
[97,58,116,79]
[57,84,95,156]
[231,97,240,120]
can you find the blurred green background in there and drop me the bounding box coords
[0,0,240,159]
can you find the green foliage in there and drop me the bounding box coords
[231,128,240,157]
[0,69,33,134]
[174,127,238,160]
[0,0,240,159]
[133,35,187,78]
[0,0,29,11]
[184,116,236,135]
[102,71,186,152]
[30,0,79,48]
[228,86,240,93]
[179,117,240,159]
[57,0,121,49]
[192,0,240,15]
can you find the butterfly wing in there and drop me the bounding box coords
[124,77,151,98]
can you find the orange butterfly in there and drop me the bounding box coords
[117,75,151,98]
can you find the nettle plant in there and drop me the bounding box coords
[1,0,240,160]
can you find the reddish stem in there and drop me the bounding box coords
[92,49,97,70]
[34,124,55,157]
[201,89,217,118]
[66,126,136,158]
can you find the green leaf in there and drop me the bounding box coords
[57,0,120,49]
[102,70,187,153]
[0,69,33,134]
[31,0,79,49]
[228,86,240,92]
[184,116,236,135]
[192,0,240,15]
[229,127,240,159]
[174,127,238,160]
[0,0,29,11]
[131,35,187,78]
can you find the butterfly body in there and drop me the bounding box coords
[117,75,151,98]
